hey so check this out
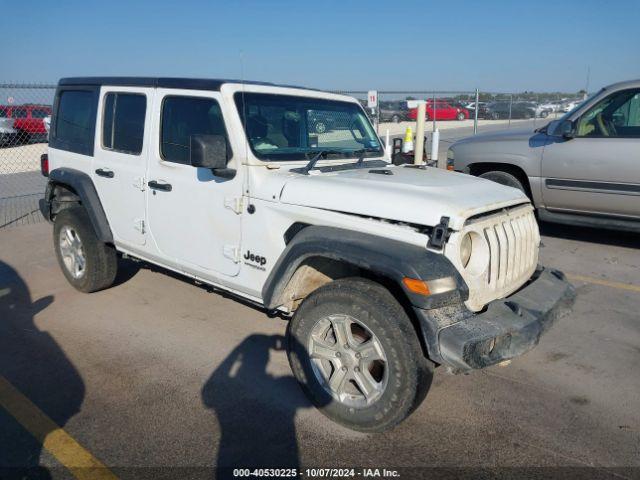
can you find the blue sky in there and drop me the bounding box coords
[5,0,639,93]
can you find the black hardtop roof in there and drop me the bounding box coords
[58,77,317,92]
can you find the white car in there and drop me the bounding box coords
[40,77,575,432]
[43,115,51,140]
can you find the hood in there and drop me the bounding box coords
[453,128,536,145]
[278,165,529,230]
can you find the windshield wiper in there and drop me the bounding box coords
[352,147,382,169]
[293,149,344,175]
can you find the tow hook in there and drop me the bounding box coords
[428,216,450,250]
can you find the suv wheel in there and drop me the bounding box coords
[479,170,526,194]
[53,207,117,293]
[287,278,432,432]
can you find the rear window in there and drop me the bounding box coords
[102,93,146,155]
[52,89,98,156]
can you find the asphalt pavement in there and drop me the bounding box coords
[0,220,638,479]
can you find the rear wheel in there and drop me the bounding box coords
[53,207,117,293]
[287,277,433,432]
[391,114,400,123]
[456,112,466,121]
[479,170,526,193]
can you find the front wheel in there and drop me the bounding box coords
[391,114,400,123]
[479,170,526,194]
[287,278,433,432]
[456,112,466,121]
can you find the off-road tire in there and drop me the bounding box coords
[53,207,117,293]
[287,277,433,432]
[479,170,526,193]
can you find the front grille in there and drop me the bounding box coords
[483,209,539,290]
[458,204,540,311]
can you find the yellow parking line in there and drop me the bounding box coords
[567,273,640,293]
[0,376,117,480]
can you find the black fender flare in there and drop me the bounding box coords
[43,168,113,243]
[262,225,468,311]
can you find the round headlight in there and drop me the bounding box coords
[460,233,472,268]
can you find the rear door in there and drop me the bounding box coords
[93,87,151,246]
[541,88,640,218]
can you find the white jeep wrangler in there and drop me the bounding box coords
[40,77,575,432]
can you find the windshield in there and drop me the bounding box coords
[234,92,383,161]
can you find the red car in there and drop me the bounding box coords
[408,100,469,121]
[0,104,51,141]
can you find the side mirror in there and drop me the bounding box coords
[190,134,233,171]
[559,120,576,139]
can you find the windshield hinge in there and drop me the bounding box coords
[427,216,450,250]
[224,196,244,214]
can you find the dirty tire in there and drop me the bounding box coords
[479,170,525,193]
[53,207,117,293]
[287,277,433,432]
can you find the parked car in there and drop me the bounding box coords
[485,101,536,119]
[518,102,552,118]
[378,101,408,123]
[448,79,640,232]
[0,110,17,146]
[465,101,490,119]
[408,100,469,121]
[44,116,51,139]
[40,76,573,432]
[0,104,52,143]
[561,100,582,113]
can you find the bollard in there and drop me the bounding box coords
[384,129,391,161]
[433,130,444,168]
[414,103,426,165]
[402,127,413,153]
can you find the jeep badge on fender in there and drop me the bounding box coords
[40,77,575,432]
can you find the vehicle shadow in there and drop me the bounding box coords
[539,221,640,249]
[201,334,322,479]
[0,261,85,479]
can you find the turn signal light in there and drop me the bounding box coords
[402,277,430,296]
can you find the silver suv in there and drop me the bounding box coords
[449,79,640,232]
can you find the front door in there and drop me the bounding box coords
[145,89,242,277]
[541,88,640,218]
[93,87,150,246]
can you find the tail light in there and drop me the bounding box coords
[40,153,49,177]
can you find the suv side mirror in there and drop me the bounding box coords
[190,134,235,178]
[559,120,576,139]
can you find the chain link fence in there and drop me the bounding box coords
[0,83,55,227]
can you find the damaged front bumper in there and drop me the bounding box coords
[414,266,576,372]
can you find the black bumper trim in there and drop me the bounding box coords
[414,267,576,371]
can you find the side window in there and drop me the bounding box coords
[13,108,27,118]
[102,92,146,155]
[161,96,228,165]
[577,89,640,138]
[31,109,50,119]
[54,90,97,155]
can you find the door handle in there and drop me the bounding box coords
[148,180,172,192]
[95,168,114,178]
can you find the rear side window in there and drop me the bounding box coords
[13,108,27,118]
[53,89,98,155]
[102,93,146,155]
[160,96,228,165]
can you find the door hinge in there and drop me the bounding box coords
[223,245,241,263]
[224,196,244,214]
[134,176,146,191]
[134,219,146,235]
